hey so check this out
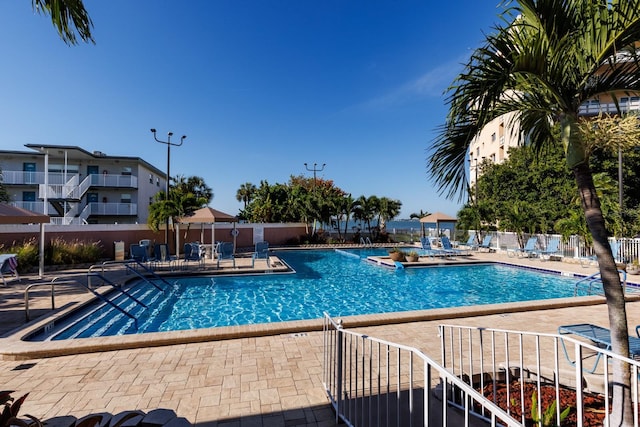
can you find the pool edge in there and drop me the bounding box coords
[2,295,627,361]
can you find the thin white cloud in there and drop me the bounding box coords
[350,59,466,112]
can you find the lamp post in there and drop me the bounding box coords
[150,129,186,244]
[304,162,326,192]
[304,162,326,234]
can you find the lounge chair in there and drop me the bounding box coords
[0,254,19,286]
[507,236,538,258]
[252,241,270,268]
[539,237,561,261]
[580,240,622,267]
[458,233,478,251]
[216,241,236,268]
[478,235,493,252]
[440,236,465,256]
[182,243,205,269]
[559,323,640,373]
[419,237,447,258]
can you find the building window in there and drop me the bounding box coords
[149,174,153,183]
[122,167,132,176]
[121,194,131,204]
[149,197,153,206]
[491,133,496,142]
[156,177,160,186]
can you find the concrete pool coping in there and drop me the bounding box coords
[3,249,638,360]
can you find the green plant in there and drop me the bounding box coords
[531,390,571,427]
[1,391,41,427]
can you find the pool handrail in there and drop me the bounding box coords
[86,272,148,310]
[123,260,172,291]
[24,278,90,321]
[574,269,627,296]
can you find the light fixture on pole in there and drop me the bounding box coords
[304,162,326,192]
[150,128,186,245]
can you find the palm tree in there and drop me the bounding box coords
[236,182,257,209]
[428,2,640,423]
[32,0,94,45]
[377,197,402,234]
[409,210,430,221]
[352,195,379,239]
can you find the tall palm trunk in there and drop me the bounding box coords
[564,115,633,424]
[574,162,633,425]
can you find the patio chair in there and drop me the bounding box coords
[252,241,270,268]
[216,241,236,269]
[182,243,205,269]
[130,244,150,263]
[507,236,538,258]
[0,254,19,286]
[539,237,561,261]
[154,243,177,270]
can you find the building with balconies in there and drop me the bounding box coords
[468,94,640,194]
[0,144,166,225]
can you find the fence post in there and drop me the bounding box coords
[336,320,344,423]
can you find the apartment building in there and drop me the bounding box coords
[468,94,640,192]
[0,144,166,225]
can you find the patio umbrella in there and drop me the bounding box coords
[0,204,50,278]
[179,207,238,259]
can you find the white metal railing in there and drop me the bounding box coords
[88,173,137,188]
[439,324,640,427]
[9,201,46,213]
[322,314,522,427]
[1,171,138,188]
[86,202,137,216]
[477,231,640,265]
[579,100,640,115]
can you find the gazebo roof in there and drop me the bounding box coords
[419,211,457,224]
[179,207,238,224]
[0,204,50,224]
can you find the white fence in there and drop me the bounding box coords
[323,314,640,426]
[472,231,640,264]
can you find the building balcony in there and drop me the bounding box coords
[0,171,137,188]
[578,100,640,116]
[85,202,137,216]
[9,201,137,217]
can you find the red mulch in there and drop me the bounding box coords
[479,381,607,426]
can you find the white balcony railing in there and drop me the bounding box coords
[88,173,137,188]
[578,100,640,116]
[1,171,137,189]
[86,202,137,216]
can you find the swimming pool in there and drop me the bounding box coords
[31,249,580,341]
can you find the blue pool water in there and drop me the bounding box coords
[36,249,579,340]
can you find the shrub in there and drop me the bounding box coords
[0,391,41,427]
[0,238,104,273]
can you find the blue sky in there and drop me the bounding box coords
[0,1,502,218]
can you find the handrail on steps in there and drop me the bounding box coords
[574,269,627,296]
[24,278,90,321]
